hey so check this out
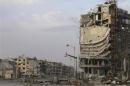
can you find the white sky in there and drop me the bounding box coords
[0,0,129,66]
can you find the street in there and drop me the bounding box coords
[0,80,78,86]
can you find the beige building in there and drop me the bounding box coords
[4,69,14,79]
[80,1,130,80]
[0,59,15,79]
[15,55,39,78]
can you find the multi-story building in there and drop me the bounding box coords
[128,24,130,78]
[62,65,74,78]
[80,0,130,80]
[42,61,74,79]
[0,59,15,79]
[46,62,63,78]
[38,59,75,79]
[38,60,48,78]
[14,55,40,78]
[0,56,75,79]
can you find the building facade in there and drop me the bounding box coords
[15,55,40,78]
[80,1,130,80]
[40,61,75,79]
[0,56,75,79]
[38,60,47,78]
[0,59,15,79]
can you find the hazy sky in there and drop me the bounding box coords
[0,0,129,65]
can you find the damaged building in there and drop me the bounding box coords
[80,0,130,80]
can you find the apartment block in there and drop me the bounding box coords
[42,61,74,79]
[80,1,130,80]
[14,55,40,78]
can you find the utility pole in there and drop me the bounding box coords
[66,44,78,79]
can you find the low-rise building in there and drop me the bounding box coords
[0,59,15,79]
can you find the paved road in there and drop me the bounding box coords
[1,80,130,86]
[0,80,77,86]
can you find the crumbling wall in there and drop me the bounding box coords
[80,2,130,80]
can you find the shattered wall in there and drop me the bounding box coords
[80,2,130,79]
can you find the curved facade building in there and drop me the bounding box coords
[80,26,111,77]
[80,2,130,79]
